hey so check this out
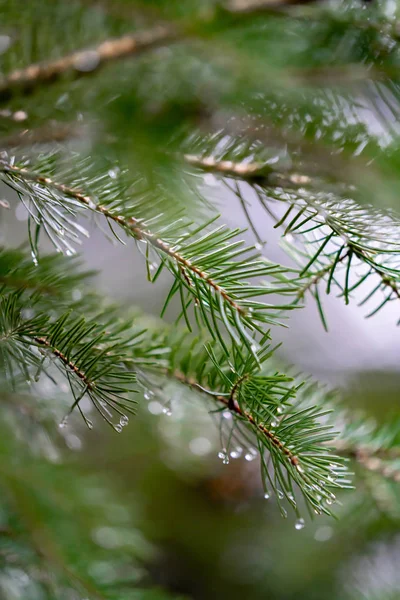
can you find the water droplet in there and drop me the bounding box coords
[277,490,284,499]
[271,420,278,428]
[162,407,172,416]
[218,448,227,460]
[230,446,243,459]
[108,167,120,179]
[222,411,232,420]
[277,406,284,414]
[295,518,305,530]
[144,390,154,401]
[120,415,129,427]
[13,110,28,122]
[264,492,270,500]
[74,50,100,72]
[114,424,122,433]
[149,262,158,273]
[255,242,263,251]
[59,416,68,429]
[72,288,82,302]
[86,420,93,430]
[222,456,230,465]
[244,451,256,462]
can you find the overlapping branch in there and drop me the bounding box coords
[0,156,299,354]
[1,252,397,517]
[184,152,400,323]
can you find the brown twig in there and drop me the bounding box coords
[184,153,312,188]
[34,336,93,389]
[172,369,300,468]
[227,0,321,12]
[0,25,177,102]
[333,440,400,483]
[228,373,248,409]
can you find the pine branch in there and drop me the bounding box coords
[0,25,177,102]
[344,448,400,484]
[146,330,352,517]
[0,155,300,353]
[0,292,137,430]
[172,368,300,467]
[227,0,319,12]
[184,150,400,322]
[334,441,400,484]
[0,0,314,105]
[3,279,398,515]
[330,415,400,485]
[0,162,246,317]
[282,219,400,320]
[0,163,235,304]
[3,251,389,517]
[0,268,350,518]
[184,154,314,188]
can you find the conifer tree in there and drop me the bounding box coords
[1,0,400,598]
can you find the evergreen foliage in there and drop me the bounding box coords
[1,0,400,598]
